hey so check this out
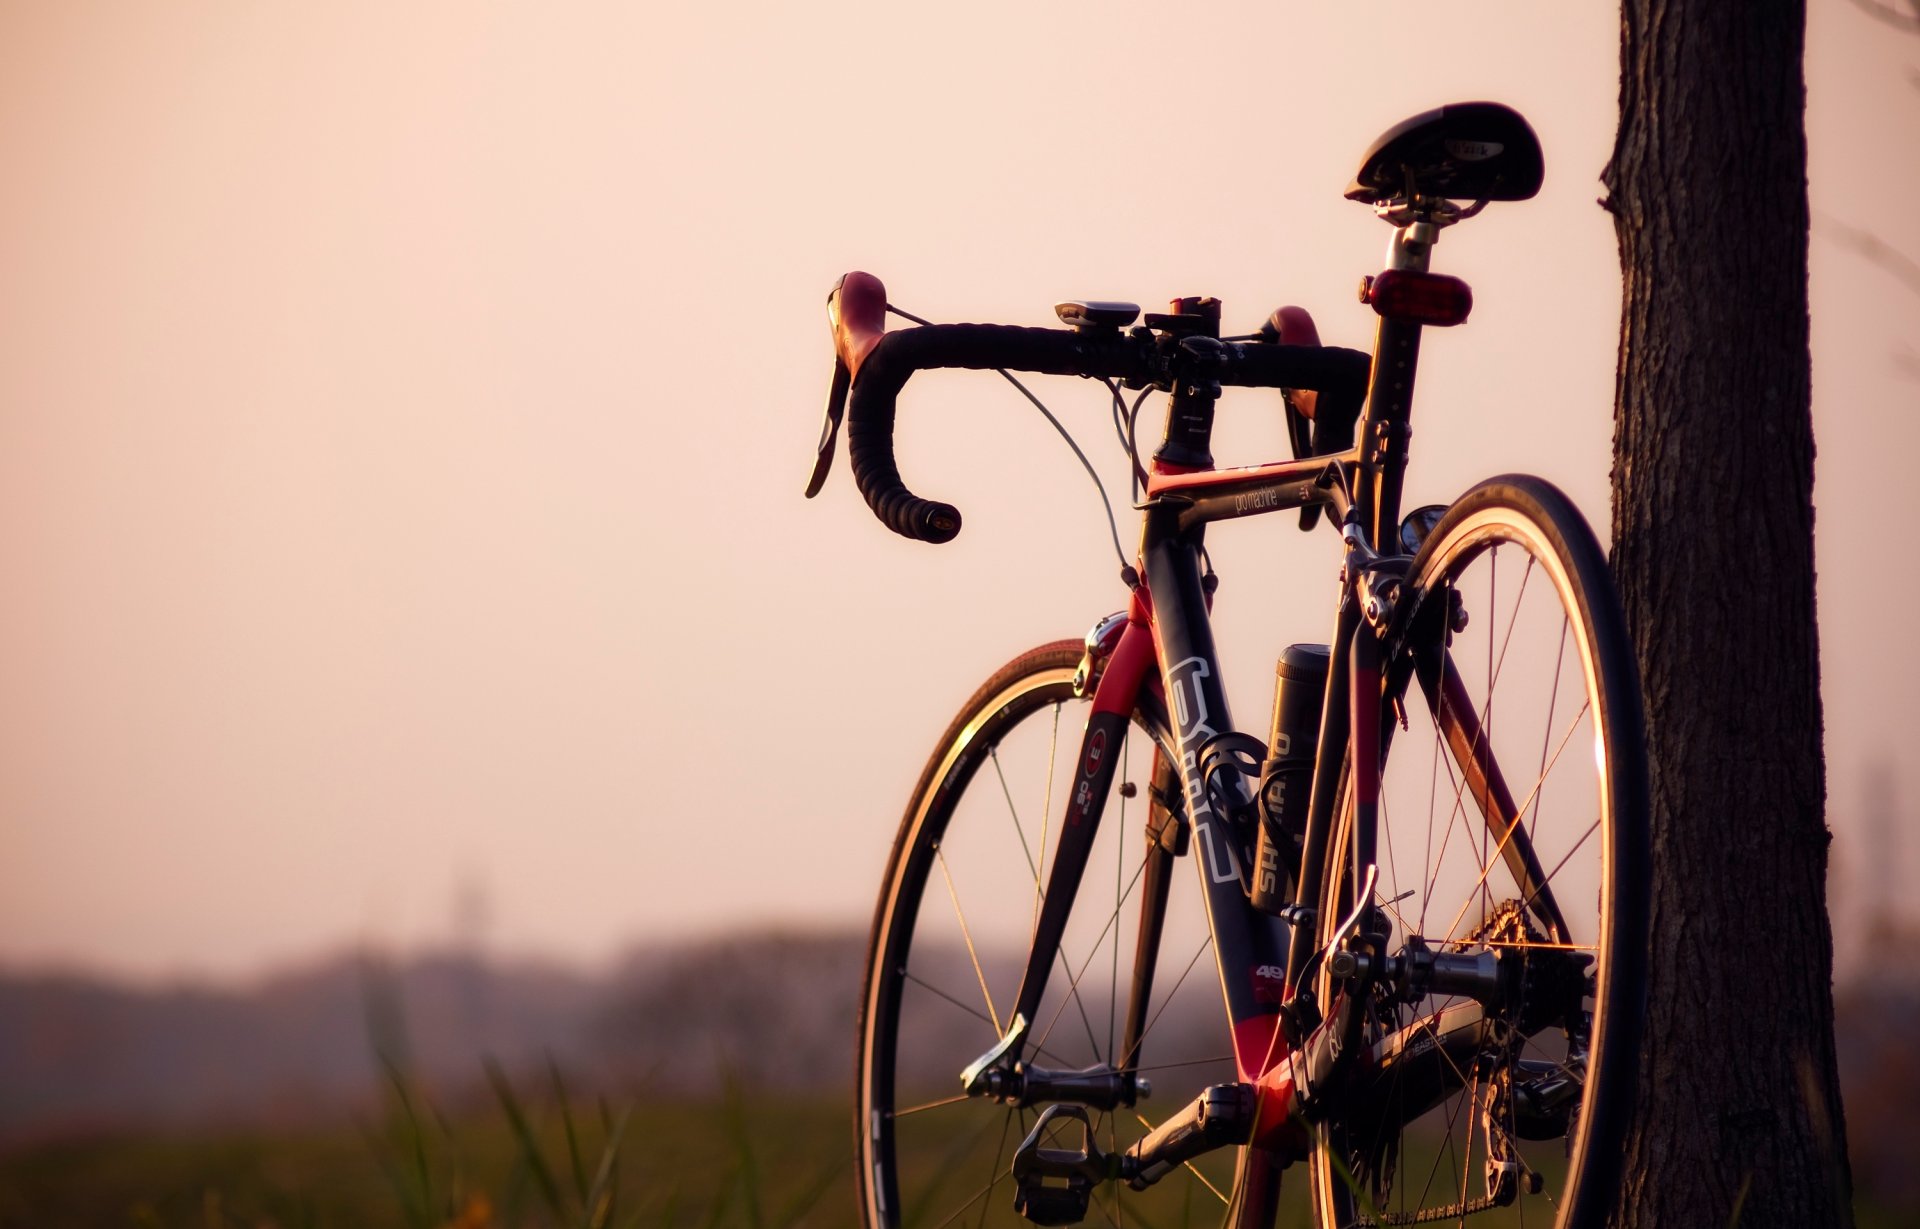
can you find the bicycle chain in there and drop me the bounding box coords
[1354,1194,1504,1225]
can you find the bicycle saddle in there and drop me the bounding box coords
[1344,102,1544,205]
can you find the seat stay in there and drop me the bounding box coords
[1410,642,1573,945]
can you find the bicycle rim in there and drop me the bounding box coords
[1309,477,1649,1229]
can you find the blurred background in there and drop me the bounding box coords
[1,2,1915,1225]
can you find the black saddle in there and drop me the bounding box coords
[1346,102,1544,205]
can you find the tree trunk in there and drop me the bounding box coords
[1605,1,1853,1226]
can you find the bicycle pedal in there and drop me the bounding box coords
[1010,1104,1113,1225]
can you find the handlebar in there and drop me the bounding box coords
[810,272,1372,544]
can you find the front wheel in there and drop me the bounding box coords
[1310,476,1650,1229]
[856,642,1281,1228]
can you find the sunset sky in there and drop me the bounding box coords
[1,2,1914,981]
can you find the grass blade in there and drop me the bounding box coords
[582,1103,633,1229]
[720,1074,764,1229]
[486,1057,568,1218]
[770,1146,852,1229]
[550,1056,590,1204]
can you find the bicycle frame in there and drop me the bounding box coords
[980,216,1513,1149]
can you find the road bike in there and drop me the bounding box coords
[805,102,1650,1229]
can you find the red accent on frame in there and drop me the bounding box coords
[1149,460,1209,481]
[1234,1014,1285,1082]
[1145,456,1307,499]
[1128,581,1155,624]
[1250,1076,1302,1153]
[1246,1015,1315,1154]
[1090,614,1158,717]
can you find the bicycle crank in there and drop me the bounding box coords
[1011,1085,1270,1224]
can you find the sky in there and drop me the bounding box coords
[0,2,1914,982]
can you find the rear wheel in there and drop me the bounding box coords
[1309,476,1650,1229]
[856,642,1280,1228]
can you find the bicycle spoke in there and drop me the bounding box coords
[935,845,1002,1029]
[1456,1066,1482,1218]
[1382,779,1403,919]
[990,748,1043,901]
[1529,614,1572,841]
[1049,939,1107,1066]
[902,968,994,1032]
[1488,553,1536,697]
[1031,843,1153,1055]
[1518,1030,1588,1086]
[1436,695,1592,945]
[898,967,1083,1077]
[1130,934,1214,1062]
[893,1092,974,1118]
[1420,704,1443,938]
[1419,729,1477,936]
[1128,1054,1234,1074]
[1440,698,1593,948]
[1415,549,1538,942]
[1482,546,1498,939]
[901,1109,1007,1228]
[1417,681,1493,914]
[923,1153,1004,1229]
[1484,937,1597,952]
[1522,814,1603,919]
[974,1108,1017,1229]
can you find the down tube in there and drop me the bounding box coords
[1141,528,1292,1080]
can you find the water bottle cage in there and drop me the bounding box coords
[1195,732,1270,884]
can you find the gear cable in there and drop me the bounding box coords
[886,303,1136,581]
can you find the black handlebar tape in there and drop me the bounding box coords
[1229,344,1373,403]
[845,324,1149,544]
[842,322,1370,544]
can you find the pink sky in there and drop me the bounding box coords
[0,3,1913,980]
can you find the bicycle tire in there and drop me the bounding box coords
[1308,475,1650,1229]
[855,642,1283,1228]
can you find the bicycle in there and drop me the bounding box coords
[806,101,1649,1229]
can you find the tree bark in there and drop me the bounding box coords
[1605,1,1853,1225]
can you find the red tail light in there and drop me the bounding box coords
[1365,270,1474,326]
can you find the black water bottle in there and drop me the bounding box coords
[1250,643,1330,915]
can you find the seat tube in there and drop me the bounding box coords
[1360,222,1438,549]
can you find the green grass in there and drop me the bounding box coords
[0,1083,852,1229]
[2,1086,1911,1229]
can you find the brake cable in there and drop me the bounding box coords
[1105,379,1153,502]
[886,304,1136,583]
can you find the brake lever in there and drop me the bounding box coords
[804,356,851,498]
